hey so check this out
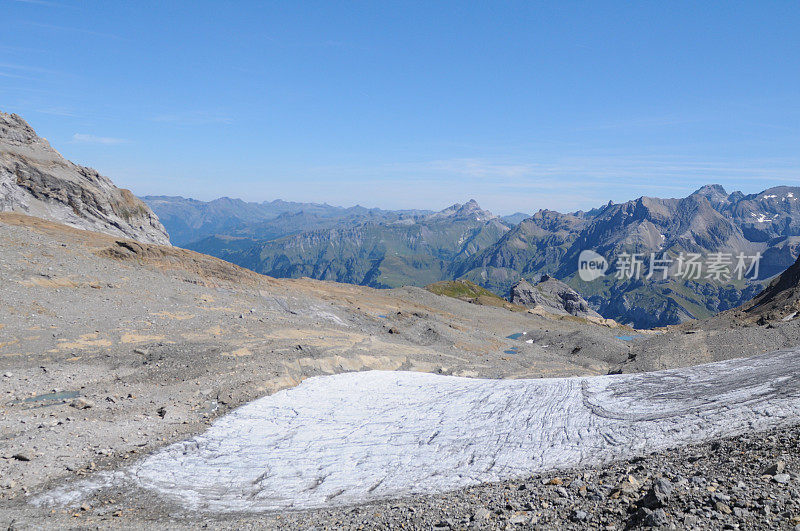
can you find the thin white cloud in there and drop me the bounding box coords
[71,133,128,145]
[420,158,536,179]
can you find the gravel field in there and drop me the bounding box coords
[5,423,799,529]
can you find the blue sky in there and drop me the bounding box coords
[2,1,799,214]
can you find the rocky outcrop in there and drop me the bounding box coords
[509,276,601,318]
[0,112,170,245]
[741,252,800,323]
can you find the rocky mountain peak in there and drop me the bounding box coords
[692,184,731,209]
[0,112,43,146]
[454,199,495,220]
[428,199,495,221]
[0,110,170,245]
[694,183,728,196]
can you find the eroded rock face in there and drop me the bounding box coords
[0,112,170,245]
[510,276,600,318]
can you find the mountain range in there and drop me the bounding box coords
[142,195,434,247]
[146,185,800,328]
[4,110,793,330]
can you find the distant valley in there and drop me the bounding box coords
[144,185,800,328]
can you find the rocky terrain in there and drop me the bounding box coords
[2,209,800,528]
[623,251,800,373]
[2,113,800,530]
[0,112,169,245]
[0,211,642,524]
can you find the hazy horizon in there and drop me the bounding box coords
[140,181,794,218]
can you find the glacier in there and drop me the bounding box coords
[36,348,800,512]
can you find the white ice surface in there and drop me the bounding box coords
[36,348,800,513]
